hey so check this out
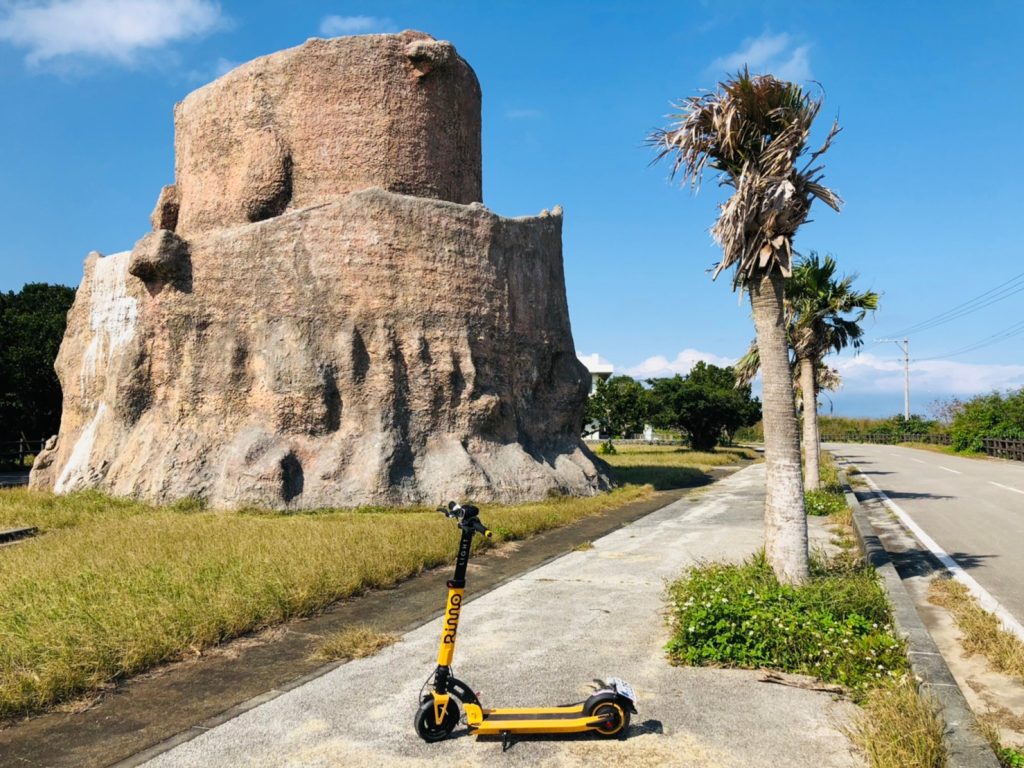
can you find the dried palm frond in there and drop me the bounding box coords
[649,69,842,289]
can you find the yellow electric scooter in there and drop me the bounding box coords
[414,501,637,747]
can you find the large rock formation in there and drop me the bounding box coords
[31,31,609,508]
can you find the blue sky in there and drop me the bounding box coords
[2,0,1022,417]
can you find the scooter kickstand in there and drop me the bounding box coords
[501,731,512,752]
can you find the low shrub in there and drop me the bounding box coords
[999,746,1024,768]
[805,489,848,517]
[666,552,906,696]
[948,389,1024,453]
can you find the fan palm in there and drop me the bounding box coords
[789,253,879,489]
[734,254,877,490]
[651,70,841,584]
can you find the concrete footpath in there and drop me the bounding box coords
[137,465,862,768]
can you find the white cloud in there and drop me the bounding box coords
[318,14,396,36]
[710,32,812,82]
[0,0,223,65]
[835,352,1024,395]
[623,348,736,379]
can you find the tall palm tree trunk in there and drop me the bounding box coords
[750,272,809,585]
[798,356,821,491]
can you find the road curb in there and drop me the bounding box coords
[842,472,1000,768]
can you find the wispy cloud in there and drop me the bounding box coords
[0,0,224,66]
[212,56,236,76]
[623,349,736,379]
[506,107,543,120]
[835,352,1024,395]
[319,15,396,36]
[710,32,812,82]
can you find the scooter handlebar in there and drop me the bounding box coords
[439,501,491,537]
[470,517,492,538]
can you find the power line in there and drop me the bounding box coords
[916,319,1024,361]
[885,271,1024,337]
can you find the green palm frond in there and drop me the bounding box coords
[788,251,880,360]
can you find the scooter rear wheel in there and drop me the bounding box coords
[414,698,460,742]
[590,701,629,737]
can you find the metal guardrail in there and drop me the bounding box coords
[983,438,1024,461]
[0,439,45,467]
[820,432,952,445]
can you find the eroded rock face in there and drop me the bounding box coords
[31,32,608,508]
[171,30,482,238]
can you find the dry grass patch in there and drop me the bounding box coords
[847,676,946,768]
[929,576,1024,681]
[313,626,398,662]
[0,483,653,720]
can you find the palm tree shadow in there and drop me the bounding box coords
[876,490,953,501]
[610,466,712,491]
[890,547,995,579]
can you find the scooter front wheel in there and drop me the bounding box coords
[414,698,460,742]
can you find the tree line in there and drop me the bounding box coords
[0,283,75,449]
[584,362,761,451]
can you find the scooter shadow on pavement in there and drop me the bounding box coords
[470,719,664,746]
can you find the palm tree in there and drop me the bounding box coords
[733,254,878,490]
[789,253,879,489]
[650,70,841,585]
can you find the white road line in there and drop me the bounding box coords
[910,457,926,464]
[990,481,1024,495]
[938,466,961,475]
[855,469,1024,642]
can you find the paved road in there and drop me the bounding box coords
[827,443,1024,627]
[137,465,859,768]
[0,469,29,487]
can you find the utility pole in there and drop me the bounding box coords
[878,338,910,419]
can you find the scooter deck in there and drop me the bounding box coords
[467,703,607,735]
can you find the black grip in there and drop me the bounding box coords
[470,517,492,538]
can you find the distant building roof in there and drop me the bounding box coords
[577,352,614,376]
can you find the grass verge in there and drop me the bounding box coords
[929,576,1024,681]
[313,626,399,662]
[806,452,849,517]
[846,676,946,768]
[0,482,659,720]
